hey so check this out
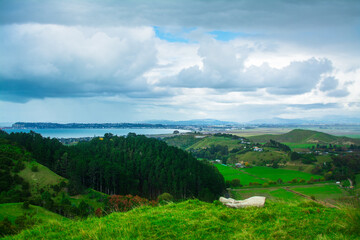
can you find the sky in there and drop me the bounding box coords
[0,0,359,123]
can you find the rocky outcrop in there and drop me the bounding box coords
[219,196,266,208]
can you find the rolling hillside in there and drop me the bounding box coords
[249,129,360,145]
[6,200,359,240]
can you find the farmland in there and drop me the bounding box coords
[242,166,323,182]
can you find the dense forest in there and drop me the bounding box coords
[0,130,225,201]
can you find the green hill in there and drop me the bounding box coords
[6,200,359,240]
[0,203,67,224]
[249,129,360,145]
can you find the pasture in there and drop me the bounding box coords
[214,164,265,185]
[243,166,323,182]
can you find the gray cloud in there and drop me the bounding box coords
[0,24,159,102]
[319,77,338,91]
[327,89,350,98]
[288,103,340,110]
[160,41,333,95]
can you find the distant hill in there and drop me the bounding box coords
[143,119,240,126]
[249,129,360,145]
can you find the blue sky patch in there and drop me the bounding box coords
[153,26,192,43]
[209,31,250,41]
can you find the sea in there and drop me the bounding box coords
[3,128,189,138]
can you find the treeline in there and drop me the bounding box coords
[1,131,225,201]
[264,139,291,152]
[311,153,360,182]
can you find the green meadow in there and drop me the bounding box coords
[0,203,67,224]
[6,200,359,240]
[243,166,323,182]
[214,164,265,185]
[231,188,302,202]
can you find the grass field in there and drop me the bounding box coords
[214,164,265,185]
[6,199,359,240]
[243,166,323,182]
[229,151,289,165]
[289,184,349,205]
[283,142,315,150]
[187,136,242,150]
[0,203,67,224]
[231,188,302,202]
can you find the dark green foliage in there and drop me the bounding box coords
[264,139,291,152]
[78,200,92,218]
[31,165,38,172]
[158,192,174,202]
[22,201,30,209]
[191,144,229,161]
[0,217,16,237]
[2,131,225,201]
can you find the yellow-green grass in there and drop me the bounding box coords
[214,164,265,185]
[0,203,68,224]
[6,200,358,240]
[188,136,242,150]
[19,161,67,188]
[243,166,322,182]
[283,142,315,150]
[230,151,289,164]
[282,164,315,174]
[231,188,303,202]
[18,161,67,197]
[289,184,349,204]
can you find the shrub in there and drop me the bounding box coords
[107,195,157,213]
[230,179,242,187]
[22,201,30,209]
[31,165,38,172]
[262,183,269,188]
[158,193,174,202]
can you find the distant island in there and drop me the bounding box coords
[12,122,175,129]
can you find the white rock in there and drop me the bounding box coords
[219,196,266,208]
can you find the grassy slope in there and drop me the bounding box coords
[243,166,322,182]
[231,151,289,164]
[163,134,203,150]
[0,203,67,224]
[7,200,358,240]
[19,161,67,197]
[214,164,265,185]
[249,129,360,145]
[187,136,242,150]
[231,188,303,202]
[289,185,349,205]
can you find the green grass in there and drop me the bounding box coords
[188,136,242,150]
[0,203,67,224]
[243,166,322,182]
[356,174,360,189]
[231,188,302,202]
[249,129,360,145]
[18,161,67,199]
[289,184,349,204]
[229,151,289,165]
[6,200,359,240]
[283,142,315,150]
[214,164,265,185]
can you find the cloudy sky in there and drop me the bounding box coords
[1,0,359,123]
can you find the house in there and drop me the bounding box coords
[235,163,245,168]
[215,159,221,163]
[253,146,263,152]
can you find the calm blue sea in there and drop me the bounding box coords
[3,128,189,138]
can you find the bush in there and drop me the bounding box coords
[230,179,242,187]
[31,165,38,172]
[158,193,174,202]
[22,201,30,209]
